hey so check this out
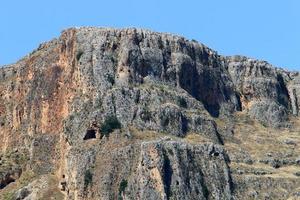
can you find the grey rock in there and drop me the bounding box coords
[1,27,300,200]
[225,55,294,127]
[248,100,288,128]
[14,187,31,200]
[126,140,233,200]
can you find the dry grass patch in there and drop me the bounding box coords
[184,133,213,144]
[225,112,300,161]
[0,170,36,200]
[129,126,177,141]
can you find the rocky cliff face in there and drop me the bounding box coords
[0,28,299,200]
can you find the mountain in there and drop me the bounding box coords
[0,27,299,200]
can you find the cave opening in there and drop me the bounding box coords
[212,152,219,157]
[0,176,16,189]
[83,129,97,140]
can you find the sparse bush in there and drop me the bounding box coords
[294,171,300,177]
[202,184,209,198]
[177,97,187,108]
[106,74,115,85]
[100,116,121,137]
[84,169,93,190]
[140,108,152,122]
[19,170,36,187]
[76,51,84,61]
[118,179,128,199]
[2,191,15,200]
[261,122,267,127]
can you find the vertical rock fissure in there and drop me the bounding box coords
[163,151,173,199]
[276,74,290,108]
[292,88,299,115]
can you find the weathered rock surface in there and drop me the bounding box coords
[63,135,232,200]
[0,27,299,199]
[225,55,294,127]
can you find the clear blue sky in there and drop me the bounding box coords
[1,0,299,70]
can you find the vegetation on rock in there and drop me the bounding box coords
[0,27,300,199]
[100,116,122,137]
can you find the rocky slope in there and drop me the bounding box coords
[0,27,299,200]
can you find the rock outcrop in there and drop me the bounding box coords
[225,55,294,127]
[0,27,299,200]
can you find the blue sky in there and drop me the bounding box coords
[1,0,299,70]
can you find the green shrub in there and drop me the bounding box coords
[202,184,209,198]
[100,116,122,137]
[140,108,152,122]
[118,179,128,198]
[177,97,187,108]
[106,74,115,85]
[76,51,84,61]
[84,169,93,190]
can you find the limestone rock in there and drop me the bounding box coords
[0,27,300,200]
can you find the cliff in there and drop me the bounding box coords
[0,27,299,200]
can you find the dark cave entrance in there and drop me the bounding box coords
[83,129,97,140]
[212,152,219,157]
[0,176,16,189]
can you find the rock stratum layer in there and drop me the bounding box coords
[0,27,299,200]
